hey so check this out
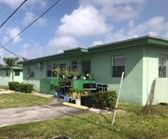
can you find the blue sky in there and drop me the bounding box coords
[0,0,168,61]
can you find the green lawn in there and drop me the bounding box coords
[0,93,53,109]
[0,103,167,139]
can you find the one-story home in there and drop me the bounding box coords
[20,36,168,105]
[0,65,23,86]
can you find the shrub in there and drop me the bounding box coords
[8,81,21,91]
[20,83,33,93]
[8,82,33,93]
[81,95,93,107]
[104,91,117,110]
[81,91,117,110]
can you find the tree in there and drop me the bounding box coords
[3,57,18,81]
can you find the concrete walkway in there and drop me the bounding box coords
[0,89,15,94]
[0,105,85,127]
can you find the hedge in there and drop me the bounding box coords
[81,91,117,110]
[8,82,33,93]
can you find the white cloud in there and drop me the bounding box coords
[92,41,103,46]
[57,6,109,37]
[147,16,168,32]
[128,16,168,37]
[19,41,55,59]
[80,0,145,21]
[48,36,80,53]
[47,5,110,53]
[3,0,23,8]
[22,12,47,26]
[5,27,21,43]
[98,16,168,44]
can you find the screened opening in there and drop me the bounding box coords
[27,68,35,78]
[159,54,168,78]
[112,55,125,77]
[71,61,78,71]
[60,63,66,70]
[15,71,20,76]
[47,64,52,77]
[82,60,91,74]
[6,70,10,76]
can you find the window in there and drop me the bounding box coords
[15,71,20,76]
[28,68,34,78]
[47,64,52,77]
[82,60,91,74]
[27,68,35,78]
[159,54,168,78]
[112,55,125,77]
[71,61,78,71]
[47,64,59,77]
[60,63,66,70]
[6,70,10,76]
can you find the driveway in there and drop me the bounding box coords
[0,105,86,127]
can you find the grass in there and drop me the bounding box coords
[0,103,167,139]
[0,93,53,109]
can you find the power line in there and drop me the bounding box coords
[0,0,61,58]
[0,42,24,58]
[0,0,28,28]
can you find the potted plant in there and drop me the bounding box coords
[53,67,61,78]
[73,71,79,80]
[60,68,70,79]
[71,89,83,105]
[67,70,74,80]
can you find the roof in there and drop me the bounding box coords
[20,35,168,64]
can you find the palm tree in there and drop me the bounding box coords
[3,57,18,81]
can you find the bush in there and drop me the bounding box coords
[20,83,33,93]
[81,95,93,107]
[81,91,117,110]
[8,81,21,91]
[8,82,33,93]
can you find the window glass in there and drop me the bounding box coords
[60,63,66,70]
[71,61,78,71]
[27,68,35,78]
[159,54,168,78]
[82,60,91,74]
[112,55,125,77]
[6,70,9,76]
[47,64,52,77]
[15,71,20,76]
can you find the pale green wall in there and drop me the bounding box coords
[91,46,143,104]
[22,44,168,105]
[142,46,168,105]
[23,55,92,91]
[23,46,144,104]
[0,70,23,86]
[14,71,23,83]
[0,70,11,86]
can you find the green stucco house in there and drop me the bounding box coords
[0,66,23,86]
[20,36,168,105]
